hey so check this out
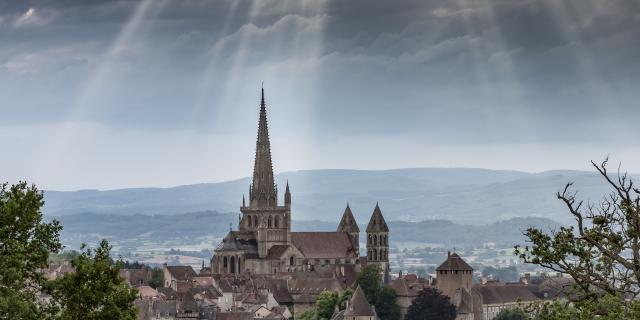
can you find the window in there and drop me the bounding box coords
[290,256,295,265]
[275,216,280,228]
[268,216,273,228]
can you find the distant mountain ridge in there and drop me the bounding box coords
[43,167,626,225]
[53,211,562,249]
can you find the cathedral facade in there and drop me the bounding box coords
[210,89,390,276]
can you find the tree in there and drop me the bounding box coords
[148,267,164,289]
[46,239,138,320]
[316,291,339,320]
[0,182,63,319]
[494,308,527,320]
[376,286,401,320]
[523,294,640,320]
[405,288,456,320]
[515,159,640,300]
[356,265,381,304]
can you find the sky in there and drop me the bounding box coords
[1,0,639,190]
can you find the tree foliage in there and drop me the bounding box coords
[0,182,63,319]
[516,158,640,300]
[376,286,401,320]
[356,265,381,305]
[354,265,401,320]
[316,291,339,320]
[513,294,640,320]
[494,308,527,320]
[46,239,138,320]
[405,287,456,320]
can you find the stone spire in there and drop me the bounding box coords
[337,204,360,233]
[250,87,277,207]
[366,203,389,232]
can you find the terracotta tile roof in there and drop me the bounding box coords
[291,232,357,259]
[166,265,197,280]
[473,284,539,305]
[436,253,473,271]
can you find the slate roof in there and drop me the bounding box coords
[291,232,357,259]
[344,286,375,317]
[216,231,259,256]
[366,204,389,232]
[436,253,473,271]
[166,265,197,280]
[266,245,290,260]
[337,204,360,233]
[473,285,540,305]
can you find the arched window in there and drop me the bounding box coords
[373,250,378,261]
[223,256,228,269]
[290,256,295,265]
[253,215,258,227]
[373,235,378,246]
[268,216,273,228]
[275,216,280,228]
[247,215,252,227]
[368,235,372,245]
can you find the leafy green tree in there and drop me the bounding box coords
[494,308,527,320]
[522,295,640,320]
[337,287,353,310]
[405,287,456,320]
[0,182,63,319]
[356,265,381,304]
[297,308,319,320]
[316,291,339,320]
[515,159,640,300]
[376,286,401,320]
[47,239,138,320]
[148,267,164,289]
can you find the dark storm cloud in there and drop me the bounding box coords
[1,0,639,143]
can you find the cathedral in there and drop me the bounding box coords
[210,88,390,276]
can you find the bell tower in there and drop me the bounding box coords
[366,203,389,272]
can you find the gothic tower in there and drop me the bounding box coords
[366,203,389,271]
[239,87,291,258]
[337,204,360,254]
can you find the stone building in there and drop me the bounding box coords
[210,89,389,276]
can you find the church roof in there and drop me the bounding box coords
[216,231,258,257]
[250,87,278,207]
[436,252,473,271]
[291,232,357,259]
[366,204,389,232]
[266,245,290,260]
[337,204,359,233]
[344,286,376,317]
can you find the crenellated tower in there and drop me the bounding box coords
[239,87,291,258]
[366,203,389,272]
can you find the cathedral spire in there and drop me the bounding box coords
[250,86,277,207]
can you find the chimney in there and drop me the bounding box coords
[447,251,451,258]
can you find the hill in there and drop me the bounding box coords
[43,167,624,225]
[52,211,562,250]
